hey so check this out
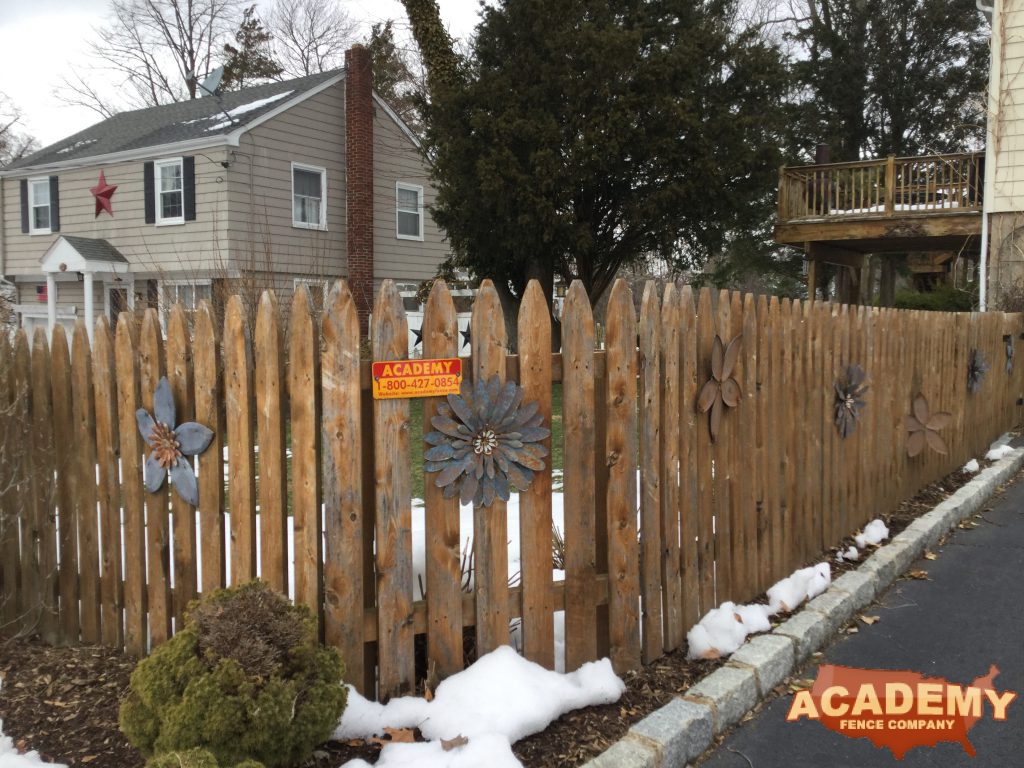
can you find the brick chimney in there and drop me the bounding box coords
[346,44,374,334]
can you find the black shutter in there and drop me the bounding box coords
[49,176,60,232]
[19,179,28,233]
[183,156,196,221]
[144,161,155,224]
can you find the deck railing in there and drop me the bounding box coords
[778,152,984,222]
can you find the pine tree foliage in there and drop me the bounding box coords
[407,0,789,317]
[222,6,284,90]
[790,0,988,160]
[367,21,423,134]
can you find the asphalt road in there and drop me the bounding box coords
[698,468,1024,768]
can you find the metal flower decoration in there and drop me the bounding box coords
[425,375,550,508]
[834,364,868,439]
[136,378,214,505]
[967,348,988,394]
[906,393,952,458]
[1005,335,1014,375]
[697,334,742,443]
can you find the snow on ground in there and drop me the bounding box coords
[0,724,63,768]
[687,562,831,660]
[854,519,889,549]
[963,458,981,474]
[334,645,625,768]
[986,444,1014,461]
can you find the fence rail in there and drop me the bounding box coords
[778,152,984,222]
[0,278,1020,700]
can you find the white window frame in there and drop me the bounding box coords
[155,157,185,226]
[28,177,52,235]
[159,279,212,327]
[396,182,424,241]
[291,162,327,230]
[293,277,329,311]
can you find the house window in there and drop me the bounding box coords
[293,278,328,313]
[28,178,51,234]
[396,183,423,240]
[161,280,212,325]
[292,163,326,229]
[155,159,184,225]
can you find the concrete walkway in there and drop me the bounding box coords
[698,467,1024,768]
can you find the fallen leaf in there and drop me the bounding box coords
[788,678,815,692]
[859,614,881,625]
[424,686,434,702]
[441,735,469,751]
[924,551,938,560]
[369,727,417,747]
[81,757,98,764]
[846,626,860,634]
[906,569,930,580]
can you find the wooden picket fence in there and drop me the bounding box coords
[0,277,1021,700]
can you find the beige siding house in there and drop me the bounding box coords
[0,46,448,339]
[986,0,1024,303]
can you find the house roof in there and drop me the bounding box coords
[41,235,131,275]
[57,235,129,264]
[7,70,343,172]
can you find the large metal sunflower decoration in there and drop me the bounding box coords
[425,375,550,508]
[967,348,988,394]
[136,377,214,505]
[906,393,952,458]
[834,364,868,439]
[697,334,742,443]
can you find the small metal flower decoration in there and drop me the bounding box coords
[1005,335,1014,375]
[834,364,868,439]
[697,334,742,443]
[136,378,214,505]
[967,348,988,394]
[425,375,550,508]
[906,393,952,458]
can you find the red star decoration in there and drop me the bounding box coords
[90,170,118,217]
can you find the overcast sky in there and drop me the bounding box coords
[0,0,484,147]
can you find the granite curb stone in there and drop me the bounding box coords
[726,635,796,695]
[580,443,1024,768]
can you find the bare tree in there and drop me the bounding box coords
[268,0,358,77]
[57,0,247,114]
[0,94,38,167]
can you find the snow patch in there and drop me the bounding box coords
[335,645,625,768]
[836,545,859,563]
[55,139,97,154]
[962,458,980,474]
[202,91,294,130]
[854,519,889,549]
[687,563,831,660]
[985,444,1014,461]
[766,562,831,614]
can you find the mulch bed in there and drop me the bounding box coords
[0,462,994,768]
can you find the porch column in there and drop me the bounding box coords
[84,271,95,344]
[46,273,56,336]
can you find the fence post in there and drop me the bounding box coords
[517,280,555,668]
[885,154,896,216]
[372,279,414,699]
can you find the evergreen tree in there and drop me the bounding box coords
[403,0,789,338]
[790,0,988,160]
[367,21,423,133]
[222,5,284,90]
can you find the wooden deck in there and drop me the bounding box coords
[775,152,983,254]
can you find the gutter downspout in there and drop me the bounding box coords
[979,0,997,310]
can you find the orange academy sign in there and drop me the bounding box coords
[786,663,1017,759]
[372,357,463,400]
